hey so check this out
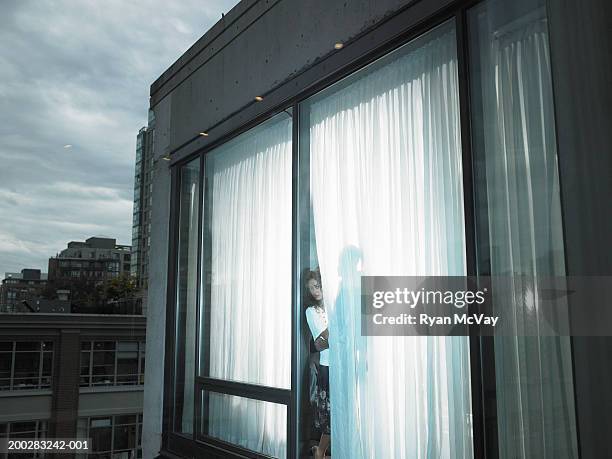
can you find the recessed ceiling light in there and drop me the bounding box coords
[334,42,344,50]
[199,132,209,137]
[162,154,171,161]
[63,144,72,149]
[254,96,264,102]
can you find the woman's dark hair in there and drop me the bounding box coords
[302,268,322,308]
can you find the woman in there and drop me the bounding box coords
[304,269,330,459]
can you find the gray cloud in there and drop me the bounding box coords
[0,0,239,276]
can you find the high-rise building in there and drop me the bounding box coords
[131,110,155,313]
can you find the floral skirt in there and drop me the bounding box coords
[313,364,331,435]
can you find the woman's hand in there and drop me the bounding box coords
[314,328,329,351]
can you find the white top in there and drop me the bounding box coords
[305,305,329,366]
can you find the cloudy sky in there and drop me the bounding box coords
[0,0,239,277]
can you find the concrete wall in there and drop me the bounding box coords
[0,392,52,422]
[79,389,143,418]
[142,96,172,459]
[151,0,425,153]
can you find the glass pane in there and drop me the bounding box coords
[91,426,112,452]
[41,353,53,387]
[468,1,578,457]
[200,391,287,458]
[91,418,112,428]
[93,351,115,365]
[300,20,472,458]
[94,342,115,351]
[116,349,138,381]
[113,423,136,450]
[114,415,136,425]
[9,422,36,433]
[199,112,292,389]
[173,158,201,434]
[13,352,40,388]
[0,353,11,380]
[15,342,39,351]
[80,351,90,374]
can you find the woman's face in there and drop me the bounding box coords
[307,278,323,302]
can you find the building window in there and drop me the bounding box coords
[164,1,575,457]
[299,19,472,457]
[468,0,578,456]
[0,341,53,391]
[0,420,48,458]
[197,112,292,456]
[80,341,145,387]
[173,158,200,435]
[76,414,142,459]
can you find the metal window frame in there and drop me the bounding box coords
[6,341,53,391]
[81,414,141,456]
[160,1,505,458]
[80,340,144,388]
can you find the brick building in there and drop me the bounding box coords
[0,314,146,458]
[0,269,48,313]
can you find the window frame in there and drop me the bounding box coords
[161,1,504,458]
[0,341,54,392]
[79,340,145,388]
[77,413,142,458]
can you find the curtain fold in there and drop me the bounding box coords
[205,115,292,458]
[474,13,579,458]
[308,22,473,459]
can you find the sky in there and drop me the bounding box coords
[0,0,239,277]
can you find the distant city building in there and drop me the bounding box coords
[0,269,48,313]
[0,314,145,457]
[131,110,155,313]
[48,237,131,285]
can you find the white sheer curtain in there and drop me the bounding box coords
[472,6,578,457]
[308,22,473,459]
[206,115,292,458]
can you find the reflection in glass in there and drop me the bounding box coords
[174,159,201,434]
[468,0,578,457]
[201,391,287,458]
[302,20,472,459]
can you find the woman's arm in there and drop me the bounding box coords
[313,328,329,351]
[306,307,329,351]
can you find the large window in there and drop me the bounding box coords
[76,414,143,459]
[300,19,472,458]
[80,341,145,387]
[166,2,576,458]
[0,341,53,391]
[468,0,578,457]
[0,420,47,459]
[173,158,201,434]
[198,112,292,458]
